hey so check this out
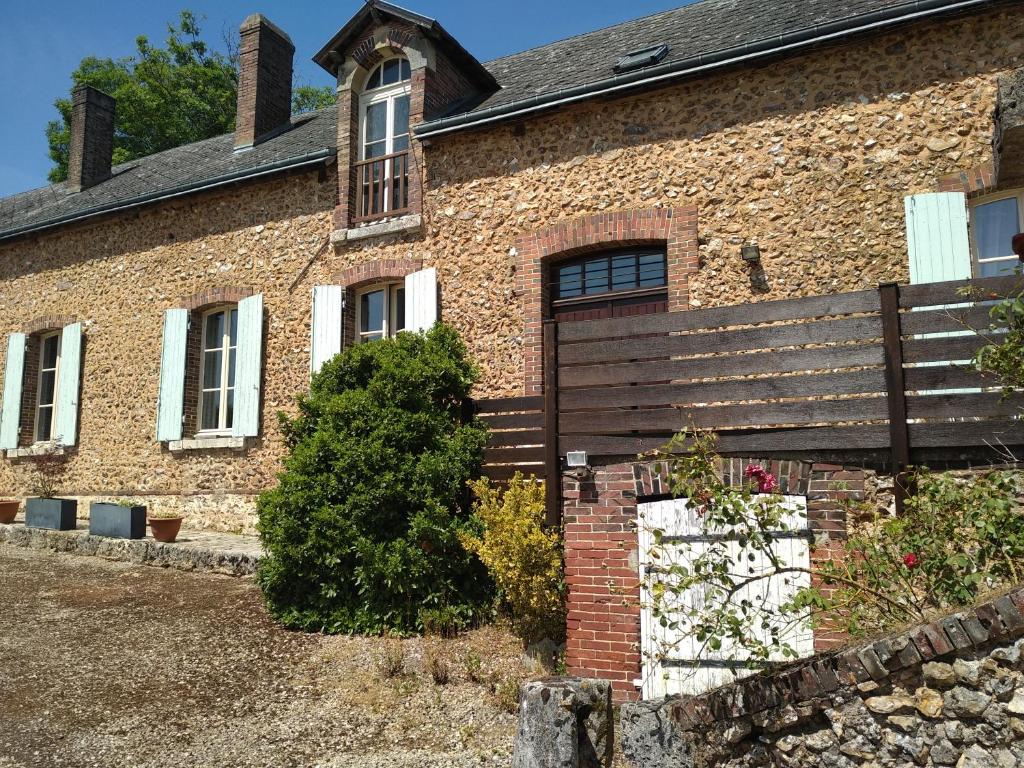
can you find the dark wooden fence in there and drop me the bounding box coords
[553,275,1024,468]
[473,395,547,482]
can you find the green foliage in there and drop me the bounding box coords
[257,324,492,634]
[46,11,335,182]
[815,469,1024,634]
[974,288,1024,396]
[462,474,566,646]
[292,84,336,114]
[47,11,238,182]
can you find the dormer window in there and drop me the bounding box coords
[357,57,412,223]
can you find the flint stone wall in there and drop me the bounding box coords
[620,586,1024,768]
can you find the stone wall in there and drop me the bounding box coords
[620,586,1024,768]
[0,169,337,533]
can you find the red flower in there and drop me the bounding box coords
[903,553,919,569]
[744,463,764,479]
[757,473,778,494]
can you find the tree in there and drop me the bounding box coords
[257,325,493,634]
[292,84,336,114]
[46,10,336,182]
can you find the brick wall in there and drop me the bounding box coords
[563,457,867,702]
[235,14,294,149]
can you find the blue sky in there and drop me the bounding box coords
[0,0,688,198]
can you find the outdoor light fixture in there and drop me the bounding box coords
[741,244,762,263]
[566,451,588,468]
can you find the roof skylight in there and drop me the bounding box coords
[613,44,669,74]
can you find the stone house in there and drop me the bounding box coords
[2,0,1024,699]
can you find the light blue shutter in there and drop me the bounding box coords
[54,322,82,446]
[156,309,188,442]
[232,293,263,438]
[904,192,972,284]
[311,285,344,375]
[404,267,438,332]
[0,333,26,450]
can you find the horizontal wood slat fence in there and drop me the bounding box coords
[473,275,1024,519]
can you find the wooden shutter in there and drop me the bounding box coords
[156,309,188,442]
[404,267,438,332]
[0,333,26,450]
[54,322,82,447]
[232,293,264,438]
[905,192,972,284]
[311,285,344,375]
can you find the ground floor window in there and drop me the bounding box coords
[971,190,1024,277]
[198,306,238,434]
[357,283,405,342]
[550,248,668,321]
[34,331,61,442]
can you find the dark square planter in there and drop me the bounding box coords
[25,497,77,531]
[89,502,146,539]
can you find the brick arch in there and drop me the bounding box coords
[181,286,254,311]
[24,315,77,335]
[514,206,699,394]
[335,258,422,288]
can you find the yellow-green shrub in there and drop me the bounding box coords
[462,474,565,645]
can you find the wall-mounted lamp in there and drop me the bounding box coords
[740,244,762,264]
[566,451,588,468]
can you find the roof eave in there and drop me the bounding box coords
[415,0,1000,139]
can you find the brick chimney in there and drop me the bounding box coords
[67,85,115,192]
[235,14,294,150]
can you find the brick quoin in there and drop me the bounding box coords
[936,162,996,198]
[563,457,863,703]
[514,206,699,395]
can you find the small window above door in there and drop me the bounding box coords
[550,248,668,321]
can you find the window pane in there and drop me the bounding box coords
[201,391,220,431]
[365,101,387,145]
[393,95,410,138]
[557,263,582,298]
[229,309,238,346]
[38,371,56,406]
[394,286,406,332]
[228,348,236,388]
[366,65,382,90]
[611,254,637,291]
[401,59,411,80]
[979,258,1020,277]
[382,58,401,86]
[203,350,222,388]
[365,140,387,160]
[36,407,52,441]
[975,197,1020,259]
[584,258,609,294]
[225,389,234,430]
[639,253,668,287]
[361,289,385,333]
[204,311,224,350]
[42,335,59,368]
[362,331,384,342]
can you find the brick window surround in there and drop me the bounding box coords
[937,162,997,198]
[514,207,699,395]
[18,316,79,448]
[179,287,254,437]
[335,258,422,348]
[563,458,859,704]
[334,30,425,232]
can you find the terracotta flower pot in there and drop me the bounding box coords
[148,516,183,543]
[0,499,19,524]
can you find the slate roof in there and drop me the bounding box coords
[0,0,998,240]
[0,107,336,241]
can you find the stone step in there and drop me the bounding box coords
[0,517,263,576]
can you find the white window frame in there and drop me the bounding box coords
[359,58,412,215]
[355,282,405,343]
[969,189,1024,278]
[196,305,238,436]
[34,331,61,443]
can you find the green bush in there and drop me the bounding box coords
[256,324,492,634]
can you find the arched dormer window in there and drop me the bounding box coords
[357,57,412,221]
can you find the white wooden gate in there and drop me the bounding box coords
[637,496,815,700]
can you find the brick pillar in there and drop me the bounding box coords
[563,463,643,704]
[66,85,115,192]
[235,14,294,149]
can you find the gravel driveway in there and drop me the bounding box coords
[0,547,527,768]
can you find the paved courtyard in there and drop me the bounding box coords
[0,547,525,768]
